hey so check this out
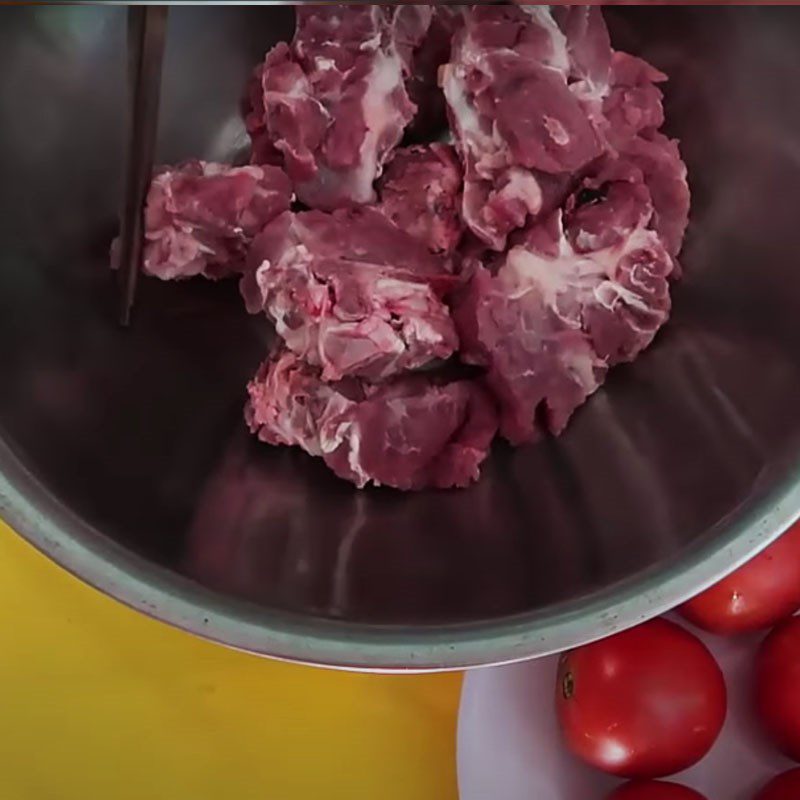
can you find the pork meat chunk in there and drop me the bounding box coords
[244,5,420,210]
[620,133,690,259]
[140,160,291,281]
[454,170,674,444]
[377,143,464,255]
[241,207,458,382]
[246,348,498,490]
[442,5,604,252]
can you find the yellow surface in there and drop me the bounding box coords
[0,521,461,800]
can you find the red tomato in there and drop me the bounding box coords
[555,618,727,778]
[680,520,800,634]
[755,617,800,761]
[754,769,800,800]
[607,781,707,800]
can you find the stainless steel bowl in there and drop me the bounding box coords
[2,5,800,671]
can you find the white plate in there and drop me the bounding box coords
[457,619,795,800]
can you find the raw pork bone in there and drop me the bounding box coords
[621,132,690,260]
[241,207,459,382]
[442,5,604,253]
[454,166,674,445]
[141,160,291,281]
[599,52,690,258]
[569,15,690,259]
[442,6,690,259]
[377,143,464,255]
[244,5,430,210]
[245,348,498,491]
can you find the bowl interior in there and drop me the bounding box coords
[1,6,800,661]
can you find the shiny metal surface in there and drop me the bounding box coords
[2,6,800,670]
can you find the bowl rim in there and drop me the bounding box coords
[2,437,800,672]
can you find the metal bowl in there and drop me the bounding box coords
[2,5,800,671]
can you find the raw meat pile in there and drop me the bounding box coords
[135,5,689,491]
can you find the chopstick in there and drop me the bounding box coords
[117,6,168,327]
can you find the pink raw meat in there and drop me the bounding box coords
[602,51,667,149]
[244,5,421,210]
[620,132,690,259]
[241,207,459,382]
[440,6,688,445]
[554,6,612,91]
[245,348,497,490]
[442,6,690,261]
[377,143,464,254]
[455,170,674,444]
[572,32,689,258]
[141,160,292,280]
[442,5,604,252]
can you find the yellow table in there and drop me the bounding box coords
[0,521,461,800]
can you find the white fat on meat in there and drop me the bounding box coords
[504,221,668,327]
[351,46,408,204]
[495,168,544,214]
